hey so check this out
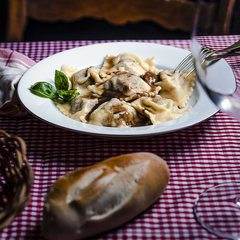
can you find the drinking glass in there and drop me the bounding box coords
[192,0,240,239]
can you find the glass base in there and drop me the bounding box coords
[194,182,240,240]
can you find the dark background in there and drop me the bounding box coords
[0,0,190,42]
[1,0,240,42]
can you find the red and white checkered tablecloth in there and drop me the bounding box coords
[0,36,240,240]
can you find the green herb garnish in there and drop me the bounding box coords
[30,82,59,99]
[54,70,69,91]
[30,70,79,103]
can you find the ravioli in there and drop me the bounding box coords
[131,96,189,125]
[55,53,196,128]
[88,98,149,127]
[99,53,159,80]
[89,71,160,101]
[70,96,99,123]
[157,70,195,108]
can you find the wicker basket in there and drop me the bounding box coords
[0,129,34,231]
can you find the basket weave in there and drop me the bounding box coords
[0,129,34,231]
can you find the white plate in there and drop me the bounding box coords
[18,42,224,138]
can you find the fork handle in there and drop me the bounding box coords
[205,52,240,61]
[217,40,240,53]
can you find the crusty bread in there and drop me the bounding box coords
[41,152,170,240]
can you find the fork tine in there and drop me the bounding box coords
[177,54,195,78]
[183,68,195,78]
[180,61,194,75]
[174,53,193,73]
[174,46,216,78]
[200,47,215,60]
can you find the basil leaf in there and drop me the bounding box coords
[30,71,79,103]
[65,89,78,94]
[67,92,80,101]
[54,70,69,91]
[58,89,78,95]
[30,82,58,99]
[58,89,80,103]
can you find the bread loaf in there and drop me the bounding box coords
[41,152,170,240]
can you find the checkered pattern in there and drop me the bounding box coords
[0,36,240,240]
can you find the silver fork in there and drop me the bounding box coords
[174,40,240,78]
